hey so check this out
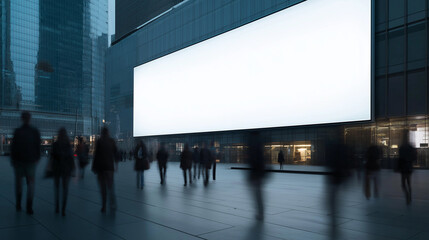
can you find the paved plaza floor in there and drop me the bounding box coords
[0,156,429,240]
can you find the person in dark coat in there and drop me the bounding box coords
[325,134,353,240]
[134,140,148,189]
[246,131,266,221]
[156,143,169,185]
[10,111,41,215]
[210,141,217,181]
[364,145,381,199]
[75,137,89,179]
[398,132,417,205]
[200,142,212,186]
[278,150,285,170]
[192,146,200,180]
[92,127,118,213]
[180,144,193,186]
[51,128,75,216]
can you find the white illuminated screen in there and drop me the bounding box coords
[134,0,371,137]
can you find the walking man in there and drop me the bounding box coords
[11,111,41,215]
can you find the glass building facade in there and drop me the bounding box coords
[0,0,108,152]
[115,0,182,42]
[107,0,429,168]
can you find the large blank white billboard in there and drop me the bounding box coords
[134,0,371,137]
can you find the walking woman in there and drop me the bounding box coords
[134,140,149,189]
[51,128,75,216]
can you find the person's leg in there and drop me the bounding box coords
[213,162,216,180]
[401,173,411,204]
[54,176,60,212]
[193,164,197,179]
[62,176,70,215]
[158,164,163,184]
[406,174,412,204]
[364,171,371,199]
[253,179,264,221]
[140,171,144,188]
[204,168,209,186]
[163,165,167,182]
[188,169,192,184]
[373,172,379,198]
[183,170,187,186]
[106,171,116,210]
[98,172,107,212]
[14,167,23,211]
[25,164,36,214]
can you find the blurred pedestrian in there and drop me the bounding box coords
[156,143,169,185]
[364,145,381,199]
[325,134,353,240]
[92,127,118,213]
[134,140,149,189]
[278,150,285,170]
[129,150,133,161]
[75,137,89,179]
[51,128,75,216]
[210,141,217,181]
[398,132,416,205]
[10,111,41,215]
[198,146,204,179]
[200,142,212,186]
[192,146,200,180]
[246,131,266,221]
[180,144,193,186]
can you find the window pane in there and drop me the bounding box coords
[388,74,405,116]
[407,70,427,114]
[376,77,387,117]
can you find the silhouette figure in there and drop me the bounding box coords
[364,145,381,199]
[51,128,75,216]
[210,141,217,181]
[198,145,205,180]
[200,142,212,186]
[180,144,193,186]
[75,137,89,179]
[398,132,416,205]
[156,143,169,185]
[134,140,149,189]
[325,135,353,240]
[278,150,285,170]
[10,111,41,215]
[246,131,266,221]
[92,127,118,213]
[192,146,200,180]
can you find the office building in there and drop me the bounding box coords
[106,0,429,168]
[0,0,108,152]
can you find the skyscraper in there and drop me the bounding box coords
[0,0,108,149]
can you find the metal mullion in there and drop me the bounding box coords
[425,1,429,117]
[405,0,408,122]
[385,0,389,119]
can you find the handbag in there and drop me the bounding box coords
[143,158,150,170]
